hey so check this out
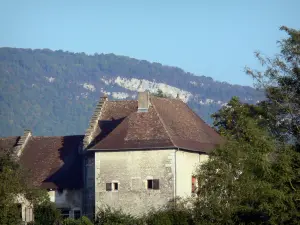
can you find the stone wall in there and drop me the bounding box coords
[175,151,208,198]
[95,149,176,216]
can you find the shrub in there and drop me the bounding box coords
[95,207,142,225]
[146,208,194,225]
[34,202,61,225]
[77,216,94,225]
[62,218,79,225]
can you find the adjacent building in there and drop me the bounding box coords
[0,91,223,223]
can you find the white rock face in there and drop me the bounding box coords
[82,83,96,92]
[80,92,89,99]
[45,76,55,83]
[190,81,197,86]
[99,76,232,106]
[114,76,192,102]
[112,92,129,99]
[101,77,114,85]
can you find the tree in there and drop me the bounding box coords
[245,25,300,215]
[194,97,298,224]
[152,89,168,98]
[34,203,61,225]
[245,26,300,145]
[194,26,300,224]
[0,153,49,225]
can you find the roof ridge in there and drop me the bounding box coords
[151,98,177,148]
[109,100,137,102]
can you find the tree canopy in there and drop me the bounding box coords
[194,26,300,224]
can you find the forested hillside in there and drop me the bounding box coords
[0,47,264,136]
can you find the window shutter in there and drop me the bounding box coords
[153,179,160,190]
[192,176,196,193]
[106,183,112,191]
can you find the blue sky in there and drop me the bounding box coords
[0,0,299,86]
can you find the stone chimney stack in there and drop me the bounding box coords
[83,95,108,149]
[14,129,32,159]
[138,91,150,112]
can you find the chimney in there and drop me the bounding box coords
[83,95,108,149]
[14,129,32,159]
[138,91,150,112]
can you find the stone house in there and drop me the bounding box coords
[0,91,223,223]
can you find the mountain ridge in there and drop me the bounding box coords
[0,47,264,136]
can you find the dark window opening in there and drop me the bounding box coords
[147,179,159,190]
[74,210,81,219]
[17,204,22,219]
[114,182,118,190]
[106,183,112,191]
[106,182,119,191]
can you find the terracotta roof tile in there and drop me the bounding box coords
[0,136,19,155]
[89,97,223,153]
[0,135,83,189]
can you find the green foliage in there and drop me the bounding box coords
[95,207,143,225]
[245,26,300,145]
[33,202,61,225]
[62,216,93,225]
[77,216,94,225]
[152,89,168,98]
[146,201,194,225]
[62,218,78,225]
[95,200,195,225]
[195,97,298,224]
[246,25,300,219]
[0,153,48,225]
[194,26,300,224]
[0,47,262,136]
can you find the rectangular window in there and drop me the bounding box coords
[147,179,159,190]
[113,182,119,191]
[192,176,197,193]
[106,182,119,191]
[74,210,81,219]
[106,183,112,191]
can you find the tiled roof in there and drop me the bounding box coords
[0,135,83,189]
[89,97,223,153]
[0,136,19,155]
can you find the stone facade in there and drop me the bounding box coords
[175,151,208,198]
[91,149,208,216]
[94,149,176,216]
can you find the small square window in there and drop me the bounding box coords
[106,182,119,191]
[106,183,112,191]
[147,179,159,190]
[147,180,153,189]
[113,182,118,191]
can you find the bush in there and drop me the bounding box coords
[62,218,79,225]
[77,216,93,225]
[146,208,194,225]
[95,207,143,225]
[34,202,61,225]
